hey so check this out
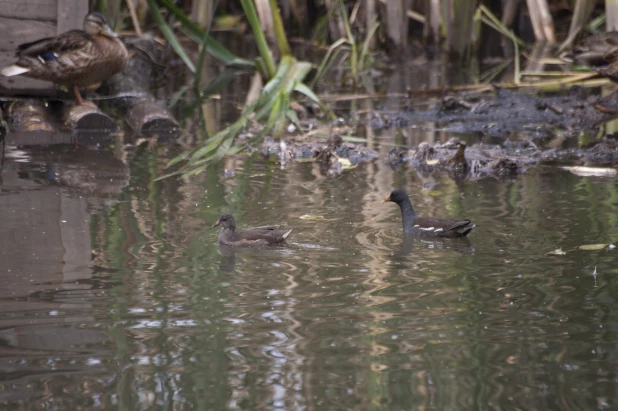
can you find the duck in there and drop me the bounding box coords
[382,190,474,238]
[444,142,469,171]
[1,12,129,108]
[212,214,293,246]
[563,32,618,67]
[561,32,618,80]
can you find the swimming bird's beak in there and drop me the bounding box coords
[211,219,221,228]
[381,194,391,204]
[101,24,120,38]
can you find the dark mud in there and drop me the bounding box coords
[373,87,618,140]
[260,133,378,176]
[256,86,618,179]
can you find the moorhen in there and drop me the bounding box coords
[212,214,293,246]
[382,190,474,238]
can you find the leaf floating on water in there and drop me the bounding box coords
[579,244,609,251]
[334,156,356,170]
[337,157,352,166]
[561,166,618,177]
[299,214,326,221]
[546,248,567,255]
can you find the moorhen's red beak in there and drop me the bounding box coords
[211,219,221,228]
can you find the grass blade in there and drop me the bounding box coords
[148,0,196,72]
[240,0,276,78]
[158,0,253,66]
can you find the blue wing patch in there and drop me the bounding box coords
[39,52,56,61]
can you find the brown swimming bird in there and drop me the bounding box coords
[564,32,618,67]
[382,190,475,238]
[1,12,129,107]
[445,142,469,171]
[212,214,293,246]
[562,32,618,80]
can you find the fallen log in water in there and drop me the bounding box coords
[62,103,118,132]
[9,99,55,133]
[122,96,179,138]
[5,99,71,145]
[4,99,116,145]
[101,35,179,138]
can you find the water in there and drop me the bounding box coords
[1,139,618,410]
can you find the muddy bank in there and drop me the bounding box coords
[260,133,378,176]
[372,87,618,140]
[251,87,618,179]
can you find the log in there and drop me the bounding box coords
[5,99,70,145]
[125,99,178,138]
[4,100,117,145]
[9,99,55,133]
[62,104,118,132]
[101,35,179,138]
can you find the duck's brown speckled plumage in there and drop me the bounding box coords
[563,32,618,81]
[212,214,293,246]
[568,32,618,67]
[1,12,128,106]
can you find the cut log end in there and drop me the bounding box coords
[140,118,180,140]
[9,99,55,133]
[63,104,119,132]
[127,100,179,138]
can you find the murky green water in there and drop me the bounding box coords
[1,141,618,410]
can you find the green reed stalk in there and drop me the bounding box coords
[240,0,276,78]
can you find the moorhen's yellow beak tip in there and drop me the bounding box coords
[381,199,389,204]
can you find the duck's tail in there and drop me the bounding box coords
[459,224,476,237]
[1,65,29,77]
[282,228,294,240]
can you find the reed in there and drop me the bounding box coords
[152,0,323,179]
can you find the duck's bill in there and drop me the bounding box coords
[101,24,120,38]
[211,220,221,228]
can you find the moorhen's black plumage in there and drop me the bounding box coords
[212,214,293,246]
[382,190,475,238]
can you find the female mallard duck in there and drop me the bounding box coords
[1,12,129,107]
[382,190,475,238]
[212,214,293,246]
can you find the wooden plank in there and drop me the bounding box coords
[0,0,56,21]
[57,0,88,34]
[0,16,55,52]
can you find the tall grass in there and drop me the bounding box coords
[148,0,322,179]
